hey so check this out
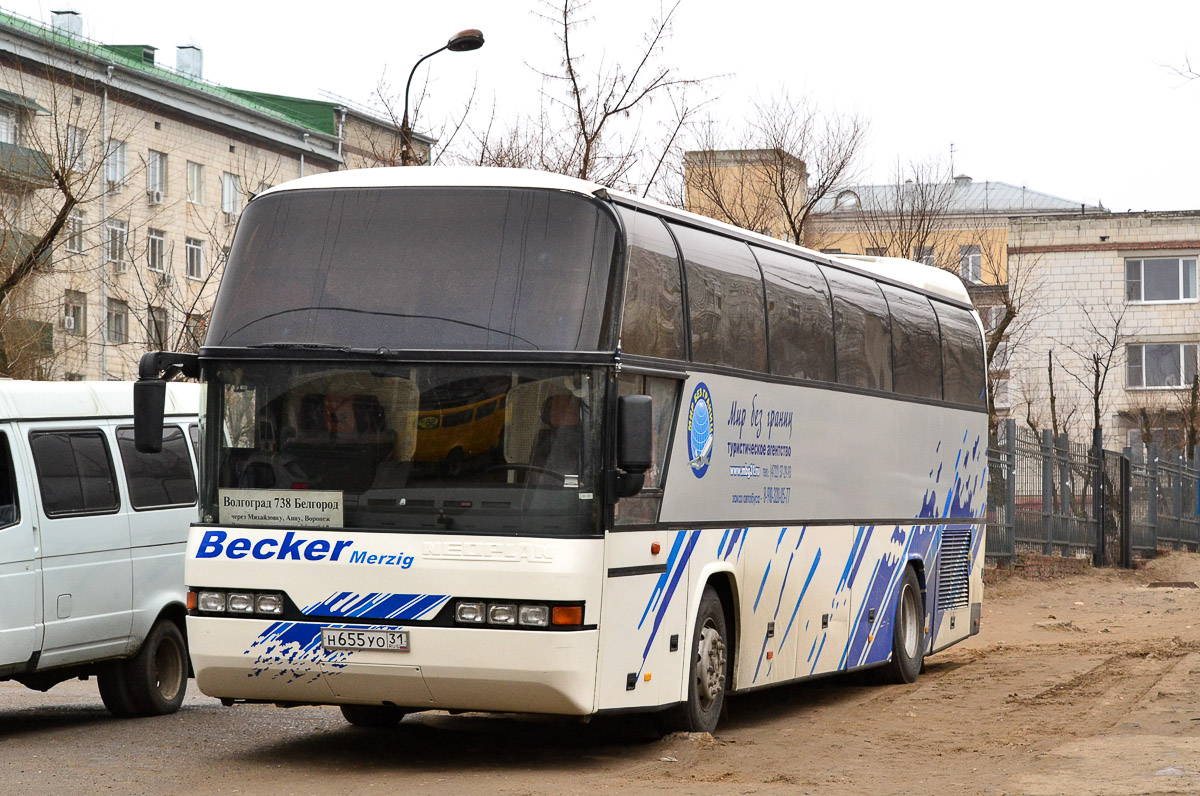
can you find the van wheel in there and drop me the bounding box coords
[882,566,925,684]
[97,662,139,717]
[658,586,728,734]
[340,704,406,727]
[124,620,188,716]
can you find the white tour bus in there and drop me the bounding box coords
[0,380,198,716]
[134,167,987,732]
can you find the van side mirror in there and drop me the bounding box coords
[616,394,653,498]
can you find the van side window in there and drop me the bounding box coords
[116,425,198,510]
[0,432,19,527]
[30,430,120,516]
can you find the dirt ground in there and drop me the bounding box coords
[3,553,1200,795]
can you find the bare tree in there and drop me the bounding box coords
[1056,300,1135,435]
[681,92,867,245]
[846,156,958,266]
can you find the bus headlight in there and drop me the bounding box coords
[455,601,486,624]
[487,603,518,626]
[197,591,226,613]
[227,592,254,614]
[255,593,284,615]
[518,605,549,627]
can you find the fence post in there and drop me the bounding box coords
[1120,454,1133,568]
[1005,418,1016,561]
[1093,428,1105,567]
[1173,451,1184,550]
[1041,429,1054,555]
[1149,443,1159,553]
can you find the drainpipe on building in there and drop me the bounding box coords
[336,108,347,168]
[99,64,114,380]
[300,132,308,178]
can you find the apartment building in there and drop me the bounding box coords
[0,9,426,381]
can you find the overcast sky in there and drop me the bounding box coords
[5,0,1199,212]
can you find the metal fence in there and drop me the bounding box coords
[985,419,1200,567]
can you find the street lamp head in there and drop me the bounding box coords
[447,29,484,52]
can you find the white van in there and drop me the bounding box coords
[0,381,198,716]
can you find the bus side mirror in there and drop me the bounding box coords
[616,394,652,498]
[134,379,166,453]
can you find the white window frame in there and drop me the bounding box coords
[221,172,242,214]
[66,125,88,167]
[106,298,128,343]
[147,149,167,195]
[913,246,935,267]
[63,289,86,336]
[104,139,127,185]
[146,228,166,272]
[147,305,169,347]
[65,207,84,253]
[185,237,205,279]
[1126,342,1200,389]
[105,218,128,266]
[186,161,205,204]
[959,245,982,283]
[0,108,18,145]
[1125,257,1198,304]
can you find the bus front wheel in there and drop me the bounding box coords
[882,566,925,684]
[659,586,728,734]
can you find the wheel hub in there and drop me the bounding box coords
[696,621,726,707]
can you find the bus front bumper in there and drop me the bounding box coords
[188,616,600,716]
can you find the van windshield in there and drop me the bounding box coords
[205,187,620,352]
[203,361,603,537]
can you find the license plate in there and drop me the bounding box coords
[321,628,409,652]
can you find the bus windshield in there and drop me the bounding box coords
[205,187,620,351]
[205,361,603,536]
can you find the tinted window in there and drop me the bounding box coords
[30,430,119,516]
[208,188,620,351]
[670,224,767,371]
[0,432,19,527]
[825,268,892,391]
[614,374,679,527]
[935,303,986,406]
[117,425,198,509]
[881,285,942,400]
[755,247,835,382]
[617,209,687,359]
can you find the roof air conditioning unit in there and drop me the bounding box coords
[60,315,75,330]
[148,189,163,205]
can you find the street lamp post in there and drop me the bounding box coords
[400,28,484,166]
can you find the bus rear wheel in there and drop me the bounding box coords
[882,566,925,684]
[659,586,728,734]
[340,704,406,728]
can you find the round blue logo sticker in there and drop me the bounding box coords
[687,382,713,478]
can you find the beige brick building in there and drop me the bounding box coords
[0,9,427,381]
[1004,211,1200,452]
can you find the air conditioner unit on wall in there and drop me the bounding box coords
[60,315,74,330]
[147,189,163,205]
[223,211,236,226]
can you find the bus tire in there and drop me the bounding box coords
[97,662,139,717]
[340,704,406,727]
[883,566,925,684]
[660,586,728,734]
[124,619,189,716]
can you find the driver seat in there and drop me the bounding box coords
[528,394,582,485]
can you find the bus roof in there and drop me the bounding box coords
[260,166,973,306]
[0,380,198,421]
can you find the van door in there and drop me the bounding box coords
[0,429,39,669]
[29,424,133,668]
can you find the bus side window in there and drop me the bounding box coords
[614,374,678,527]
[669,224,767,373]
[823,267,893,392]
[881,284,942,400]
[616,208,687,360]
[935,303,987,406]
[754,246,835,382]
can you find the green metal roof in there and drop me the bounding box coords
[0,9,338,136]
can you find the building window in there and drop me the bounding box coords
[106,299,128,343]
[185,237,204,279]
[146,228,165,272]
[1126,257,1198,303]
[0,108,17,145]
[186,161,205,204]
[104,139,127,185]
[865,247,887,257]
[105,219,128,267]
[184,312,205,348]
[147,149,167,197]
[65,207,84,253]
[221,172,242,214]
[66,126,88,168]
[1127,343,1199,389]
[63,289,86,336]
[959,245,982,283]
[147,305,169,347]
[913,246,935,266]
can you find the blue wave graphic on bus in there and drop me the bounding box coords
[303,591,450,621]
[245,620,411,682]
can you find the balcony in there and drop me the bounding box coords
[0,140,53,189]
